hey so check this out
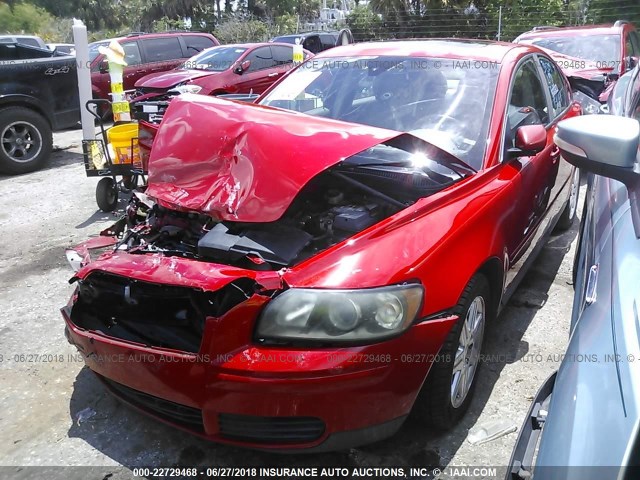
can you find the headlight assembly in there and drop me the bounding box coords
[256,284,424,344]
[168,84,202,95]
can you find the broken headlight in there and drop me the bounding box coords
[168,84,202,95]
[256,284,423,344]
[65,249,84,272]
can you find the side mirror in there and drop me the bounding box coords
[99,59,109,74]
[555,115,640,237]
[234,60,250,74]
[507,124,547,158]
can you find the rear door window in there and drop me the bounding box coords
[271,45,294,66]
[183,35,216,57]
[17,37,41,48]
[625,33,637,58]
[303,35,322,54]
[142,37,184,63]
[122,41,142,66]
[320,34,336,49]
[537,56,570,119]
[245,46,277,72]
[630,71,640,121]
[630,31,640,57]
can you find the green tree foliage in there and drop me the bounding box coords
[213,17,269,43]
[490,0,565,40]
[6,0,640,45]
[347,5,384,41]
[586,0,640,26]
[0,1,55,35]
[262,0,318,21]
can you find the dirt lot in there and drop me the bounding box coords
[0,127,581,479]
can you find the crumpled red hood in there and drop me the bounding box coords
[136,69,215,89]
[146,95,397,222]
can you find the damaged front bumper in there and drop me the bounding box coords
[62,252,457,451]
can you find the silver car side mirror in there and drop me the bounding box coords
[555,115,640,237]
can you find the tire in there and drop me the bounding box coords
[412,274,491,429]
[337,28,354,46]
[556,167,580,231]
[96,177,118,212]
[0,106,52,175]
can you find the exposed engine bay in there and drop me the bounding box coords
[122,184,391,270]
[109,139,471,271]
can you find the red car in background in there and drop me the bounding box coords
[515,21,639,106]
[63,40,581,451]
[88,32,219,101]
[131,42,312,104]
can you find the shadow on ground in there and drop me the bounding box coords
[0,149,84,182]
[66,220,579,476]
[74,197,129,229]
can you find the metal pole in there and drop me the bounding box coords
[73,19,94,141]
[497,6,502,41]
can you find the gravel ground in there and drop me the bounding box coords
[0,128,582,479]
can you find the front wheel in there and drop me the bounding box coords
[0,106,53,174]
[412,274,491,429]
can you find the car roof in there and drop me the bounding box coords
[208,42,294,49]
[274,31,338,38]
[517,24,623,40]
[311,39,532,63]
[94,32,214,45]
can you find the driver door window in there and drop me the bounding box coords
[538,56,570,119]
[504,59,549,158]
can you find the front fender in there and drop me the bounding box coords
[283,169,513,318]
[0,93,53,126]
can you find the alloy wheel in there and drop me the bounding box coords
[1,121,43,163]
[451,296,485,408]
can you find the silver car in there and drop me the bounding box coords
[506,66,640,479]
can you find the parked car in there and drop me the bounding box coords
[88,32,219,102]
[0,34,47,49]
[515,21,639,104]
[0,50,79,174]
[131,42,312,104]
[270,28,353,54]
[506,66,640,480]
[62,39,580,451]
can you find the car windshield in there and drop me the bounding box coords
[526,34,621,65]
[260,55,499,169]
[181,46,248,71]
[88,41,108,62]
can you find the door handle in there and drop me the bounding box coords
[585,264,598,305]
[268,72,279,77]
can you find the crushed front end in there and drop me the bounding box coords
[62,95,464,450]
